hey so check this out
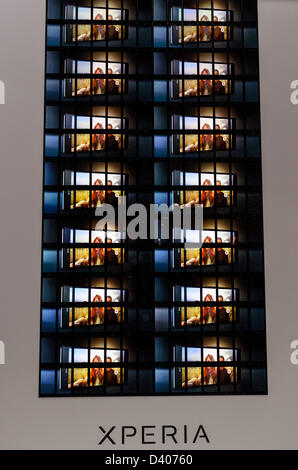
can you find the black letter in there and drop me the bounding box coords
[193,425,210,444]
[98,426,116,445]
[142,426,156,445]
[122,426,137,445]
[162,426,178,444]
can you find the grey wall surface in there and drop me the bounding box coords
[0,0,298,450]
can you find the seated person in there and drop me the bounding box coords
[73,67,106,96]
[215,124,227,150]
[181,28,197,43]
[105,296,119,324]
[68,356,104,388]
[72,122,106,152]
[202,236,216,266]
[91,295,105,324]
[183,237,215,267]
[213,16,225,41]
[200,123,214,151]
[76,14,106,41]
[198,16,212,41]
[181,124,213,153]
[107,16,119,40]
[203,294,216,323]
[201,179,215,208]
[182,139,199,153]
[106,124,120,150]
[216,238,229,265]
[105,181,118,207]
[199,69,213,95]
[204,365,217,385]
[71,179,105,209]
[106,357,118,385]
[69,294,104,326]
[181,310,200,327]
[214,68,227,95]
[214,79,226,96]
[106,238,120,265]
[107,68,120,94]
[215,181,228,207]
[182,371,201,388]
[217,295,230,323]
[70,237,105,267]
[219,356,232,384]
[180,83,198,97]
[199,79,213,96]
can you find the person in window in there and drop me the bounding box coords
[183,236,215,267]
[200,123,214,151]
[182,26,198,43]
[198,15,212,42]
[202,294,216,323]
[91,237,105,266]
[215,124,227,150]
[106,238,120,265]
[180,191,199,208]
[71,179,105,209]
[91,179,105,207]
[182,138,199,153]
[72,122,105,153]
[91,294,105,324]
[94,13,107,40]
[213,16,225,41]
[214,69,227,95]
[107,15,119,40]
[69,309,88,327]
[180,82,198,97]
[71,236,105,267]
[204,355,218,385]
[72,122,105,152]
[92,67,106,95]
[107,68,120,94]
[73,67,106,96]
[90,356,104,386]
[217,295,230,323]
[201,236,216,265]
[76,13,106,42]
[216,237,229,265]
[201,179,215,208]
[181,308,200,327]
[68,355,104,388]
[199,68,213,96]
[219,356,231,384]
[215,180,228,207]
[105,295,119,324]
[182,369,202,388]
[69,294,104,326]
[106,124,119,150]
[105,180,118,207]
[106,357,118,385]
[92,122,106,151]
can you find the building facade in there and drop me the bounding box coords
[40,0,267,396]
